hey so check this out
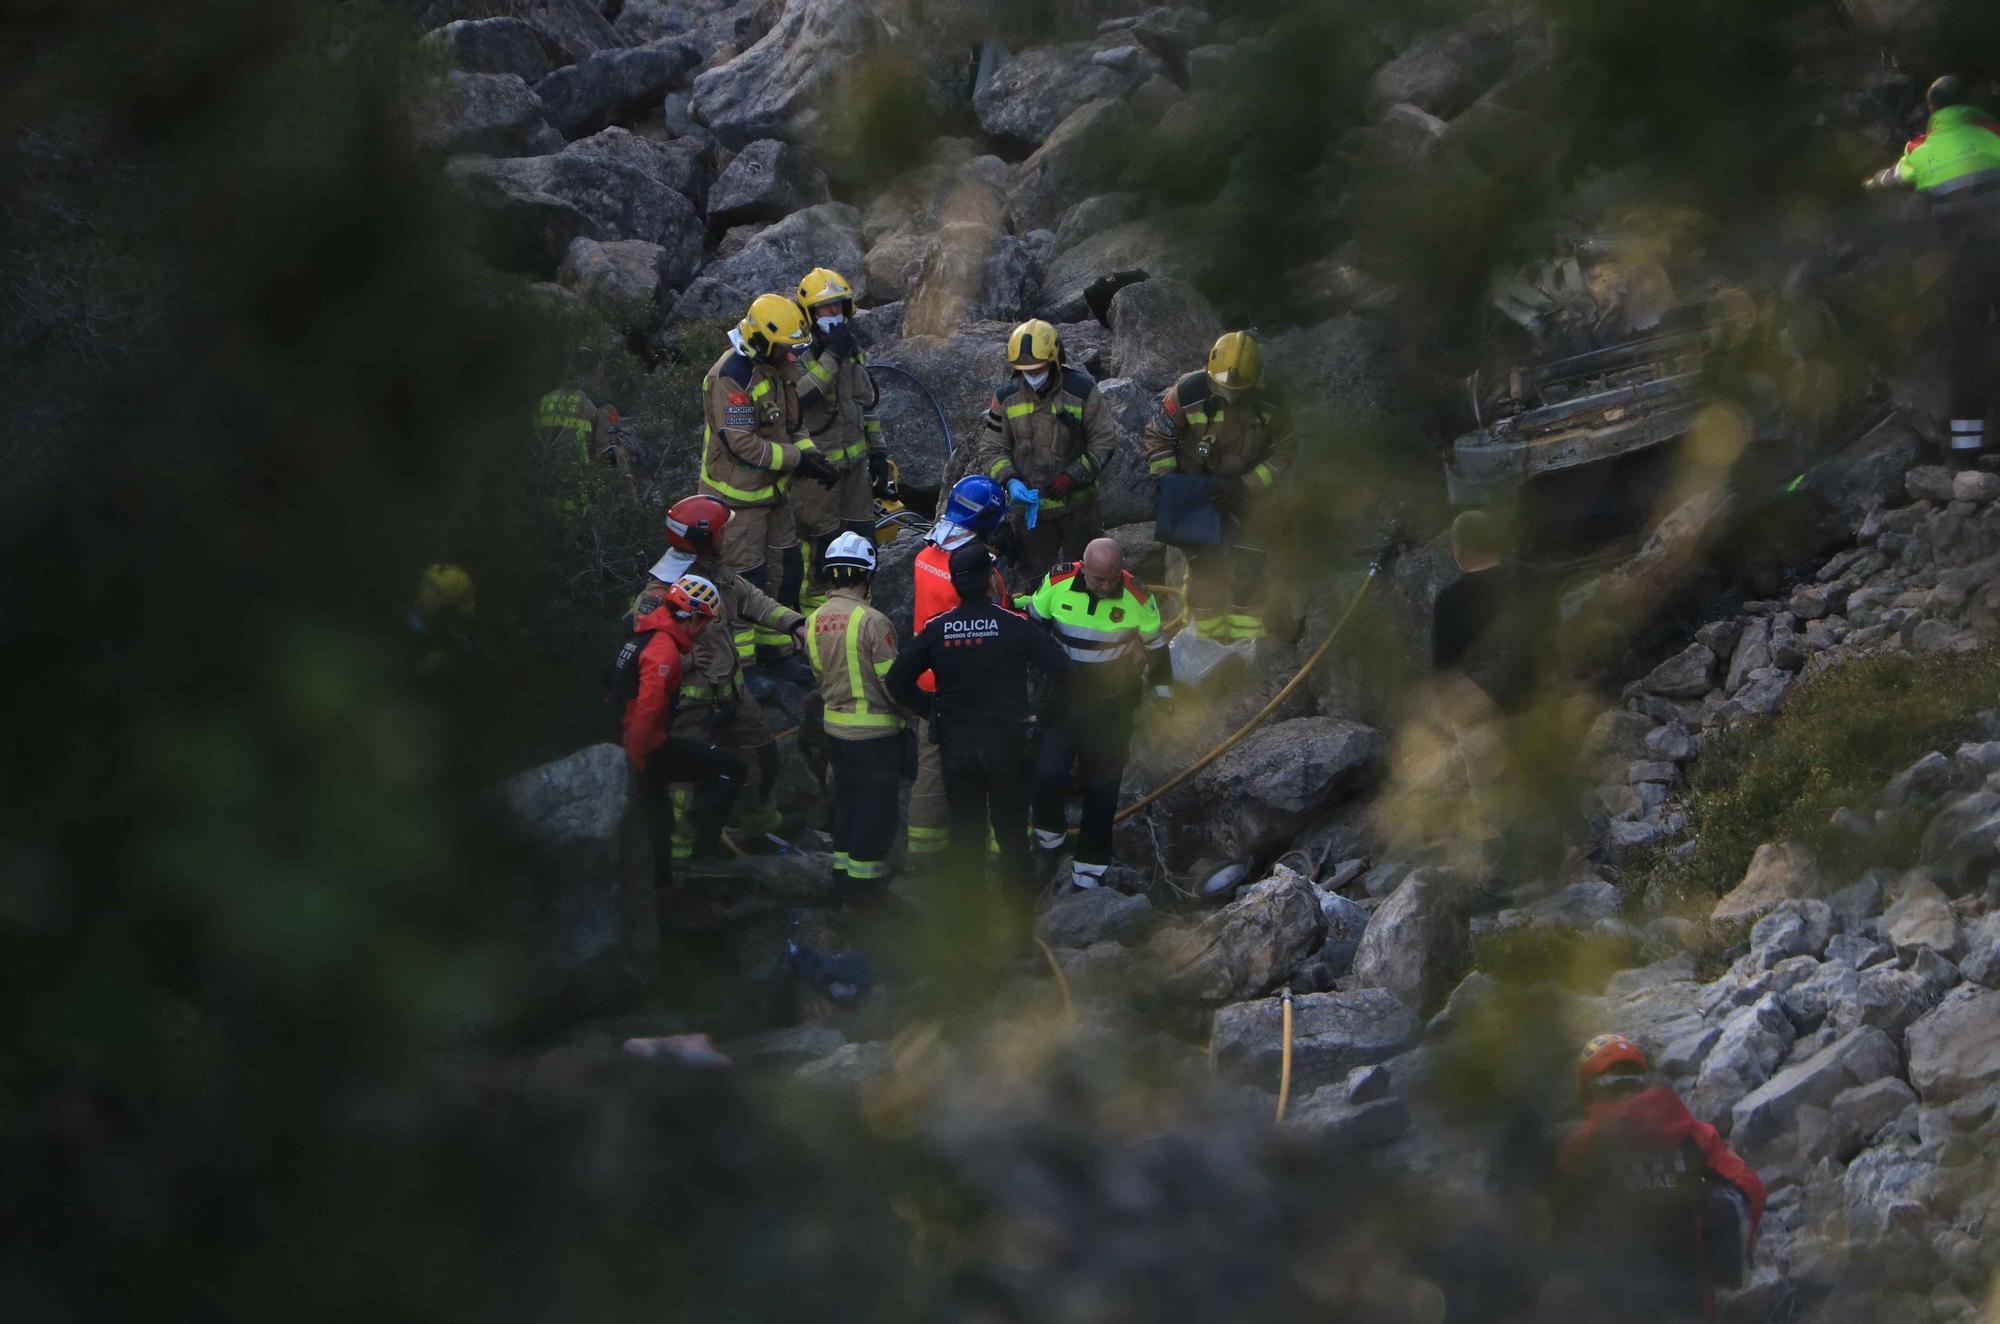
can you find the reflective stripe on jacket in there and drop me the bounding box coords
[1140,372,1293,491]
[1897,104,2000,194]
[975,367,1118,513]
[793,340,882,465]
[1025,564,1168,692]
[632,560,802,701]
[700,346,817,506]
[537,388,604,461]
[806,594,906,738]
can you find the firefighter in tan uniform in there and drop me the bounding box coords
[700,293,841,671]
[803,532,912,898]
[634,495,808,863]
[976,319,1120,583]
[1140,331,1294,642]
[789,269,895,613]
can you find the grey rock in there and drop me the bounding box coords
[1853,959,1950,1036]
[1166,717,1385,860]
[1366,10,1518,119]
[464,0,622,67]
[1749,900,1835,969]
[1907,464,1957,503]
[904,225,1038,338]
[1826,932,1894,969]
[1842,1139,1941,1241]
[730,1024,845,1070]
[1090,45,1141,70]
[1920,795,2000,891]
[1261,315,1398,419]
[1007,100,1136,235]
[1628,760,1678,784]
[1957,913,2000,986]
[1645,722,1694,762]
[691,0,887,148]
[1133,5,1215,58]
[1051,191,1147,257]
[1427,969,1498,1041]
[1034,887,1154,950]
[705,139,830,227]
[1315,888,1370,978]
[1343,1061,1392,1104]
[862,318,1022,492]
[1829,872,1888,932]
[425,18,554,83]
[1954,469,2000,502]
[1185,42,1234,91]
[1885,751,1954,807]
[1690,994,1797,1123]
[860,226,927,305]
[1729,1027,1900,1155]
[499,744,658,1011]
[1210,987,1419,1093]
[1640,643,1716,698]
[1724,616,1771,693]
[1165,869,1326,1002]
[1036,216,1203,324]
[621,0,772,67]
[415,71,564,158]
[1833,1076,1920,1147]
[1351,867,1467,1014]
[1781,960,1858,1032]
[792,1040,891,1088]
[1882,876,1965,958]
[1524,879,1622,928]
[1106,277,1221,393]
[668,202,864,325]
[1362,860,1412,899]
[1711,842,1825,925]
[1907,984,2000,1105]
[537,42,699,139]
[1829,807,1875,838]
[975,43,1153,148]
[557,236,666,309]
[1279,1091,1410,1149]
[1694,616,1743,656]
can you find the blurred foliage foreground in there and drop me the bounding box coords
[9,0,2000,1321]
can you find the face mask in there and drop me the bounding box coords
[1021,368,1051,391]
[816,314,845,333]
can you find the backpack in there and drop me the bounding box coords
[606,625,661,740]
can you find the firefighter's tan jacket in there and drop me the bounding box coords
[805,589,907,740]
[699,342,820,508]
[1140,372,1294,493]
[792,338,884,467]
[975,367,1119,514]
[633,559,803,703]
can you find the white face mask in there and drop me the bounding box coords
[816,313,845,333]
[1021,367,1051,391]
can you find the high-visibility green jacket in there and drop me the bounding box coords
[1024,563,1169,697]
[536,388,608,462]
[1895,104,2000,196]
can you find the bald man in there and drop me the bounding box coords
[1024,537,1169,889]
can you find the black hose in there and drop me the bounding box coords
[869,363,955,455]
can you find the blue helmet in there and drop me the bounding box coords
[942,475,1007,534]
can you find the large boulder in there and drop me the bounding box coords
[690,0,889,148]
[1035,887,1154,950]
[666,202,864,324]
[1165,869,1326,1002]
[1052,192,1148,257]
[1728,1027,1900,1155]
[618,0,773,67]
[498,744,658,1011]
[1918,791,2000,890]
[424,18,554,83]
[1688,994,1797,1124]
[1210,987,1420,1093]
[706,138,831,228]
[1365,11,1519,120]
[1091,376,1159,527]
[863,319,1014,492]
[414,71,565,157]
[861,226,928,304]
[1711,842,1826,925]
[973,43,1156,148]
[557,237,667,312]
[1161,717,1385,860]
[1037,216,1203,323]
[536,41,700,140]
[1133,6,1216,61]
[422,0,624,67]
[1351,867,1467,1014]
[1881,876,1965,959]
[1006,98,1138,235]
[1261,315,1397,422]
[1105,277,1221,394]
[903,225,1038,338]
[452,128,704,277]
[1906,985,2000,1106]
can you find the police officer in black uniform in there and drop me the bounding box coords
[886,542,1070,890]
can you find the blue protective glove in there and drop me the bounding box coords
[1006,478,1039,530]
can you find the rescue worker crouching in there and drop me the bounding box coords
[905,476,1015,863]
[1027,538,1170,890]
[886,542,1070,892]
[1865,75,2000,459]
[978,319,1119,583]
[536,383,619,465]
[804,532,913,901]
[701,293,842,678]
[1142,330,1293,643]
[636,494,807,864]
[619,573,745,900]
[788,268,895,613]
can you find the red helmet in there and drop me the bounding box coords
[1578,1034,1650,1100]
[665,495,731,554]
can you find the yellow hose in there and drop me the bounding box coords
[1275,986,1295,1123]
[1113,564,1379,826]
[1034,935,1074,1020]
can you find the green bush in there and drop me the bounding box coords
[1631,647,2000,910]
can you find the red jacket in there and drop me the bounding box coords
[622,607,699,773]
[911,542,1011,694]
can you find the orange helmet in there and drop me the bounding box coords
[1577,1034,1649,1100]
[665,494,731,554]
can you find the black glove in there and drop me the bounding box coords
[796,451,841,487]
[868,451,896,499]
[820,322,858,360]
[988,518,1022,563]
[1212,480,1245,520]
